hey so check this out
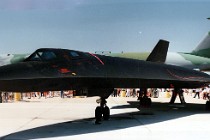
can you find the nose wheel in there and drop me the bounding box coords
[95,98,110,124]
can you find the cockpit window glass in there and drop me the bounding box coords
[69,51,80,57]
[28,51,57,61]
[39,51,57,60]
[28,53,42,61]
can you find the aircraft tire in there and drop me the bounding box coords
[0,92,2,103]
[139,97,143,106]
[206,101,210,111]
[103,106,110,120]
[95,106,102,124]
[146,98,152,107]
[140,97,151,107]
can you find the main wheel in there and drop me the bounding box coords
[0,94,2,103]
[206,101,210,111]
[140,97,151,107]
[103,106,110,120]
[146,98,152,107]
[95,106,102,124]
[139,97,145,106]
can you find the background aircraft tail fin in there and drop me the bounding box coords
[191,32,210,58]
[146,39,169,63]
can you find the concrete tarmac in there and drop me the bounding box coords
[0,95,210,140]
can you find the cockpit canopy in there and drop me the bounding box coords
[28,51,57,61]
[25,48,87,62]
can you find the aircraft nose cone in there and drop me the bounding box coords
[0,63,37,80]
[0,62,44,92]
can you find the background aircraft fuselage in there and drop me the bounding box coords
[108,52,210,71]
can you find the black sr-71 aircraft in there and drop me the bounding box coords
[0,48,210,123]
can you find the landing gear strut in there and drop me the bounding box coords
[169,88,186,104]
[95,98,110,124]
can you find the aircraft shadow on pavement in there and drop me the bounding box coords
[1,101,209,140]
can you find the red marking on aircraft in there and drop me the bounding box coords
[59,68,71,74]
[167,69,204,80]
[89,53,104,65]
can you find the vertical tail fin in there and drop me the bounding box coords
[146,39,169,63]
[191,32,210,58]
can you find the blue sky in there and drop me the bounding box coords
[0,0,210,54]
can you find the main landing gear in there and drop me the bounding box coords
[95,98,110,124]
[169,88,186,104]
[138,88,152,107]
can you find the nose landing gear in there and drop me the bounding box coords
[95,98,110,124]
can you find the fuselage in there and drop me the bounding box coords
[0,48,209,94]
